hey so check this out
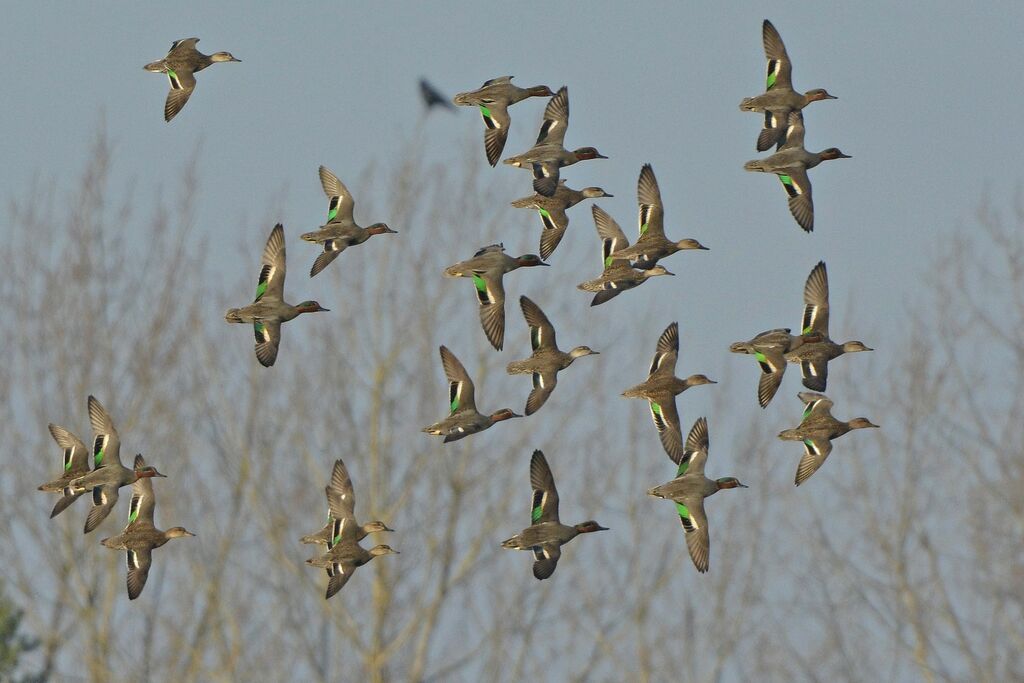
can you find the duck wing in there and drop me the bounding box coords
[591,205,630,266]
[798,355,829,392]
[801,261,829,336]
[636,164,666,240]
[677,416,709,474]
[531,161,561,198]
[532,543,561,580]
[525,371,557,416]
[126,455,157,528]
[649,397,685,465]
[85,483,120,534]
[520,296,557,351]
[164,69,196,122]
[48,424,91,476]
[798,391,835,421]
[326,459,356,521]
[126,547,153,600]
[480,103,512,167]
[325,562,355,599]
[473,272,506,351]
[253,320,281,367]
[762,20,793,91]
[678,495,710,573]
[795,436,833,486]
[754,347,787,408]
[648,321,679,378]
[536,205,569,260]
[535,86,569,147]
[318,166,356,224]
[779,166,814,233]
[440,346,476,414]
[88,395,123,469]
[529,450,560,525]
[255,224,286,302]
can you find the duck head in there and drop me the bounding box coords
[364,520,395,533]
[819,148,851,160]
[644,265,675,278]
[134,465,167,480]
[489,408,522,422]
[166,527,196,539]
[572,147,608,161]
[297,301,330,313]
[569,346,599,359]
[575,520,609,534]
[804,88,836,102]
[369,545,400,557]
[367,223,397,236]
[685,374,717,387]
[582,187,613,199]
[515,254,549,268]
[841,340,872,353]
[676,238,709,251]
[848,418,880,430]
[211,52,242,63]
[715,477,748,490]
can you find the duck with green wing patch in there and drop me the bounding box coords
[501,450,607,580]
[143,37,240,122]
[453,77,554,166]
[423,346,521,442]
[647,418,747,573]
[225,224,329,367]
[778,392,879,486]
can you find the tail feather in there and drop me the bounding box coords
[743,160,768,173]
[225,308,243,323]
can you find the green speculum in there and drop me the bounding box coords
[779,175,793,185]
[327,208,338,221]
[532,506,542,523]
[675,502,689,519]
[255,282,268,300]
[538,208,551,218]
[479,104,492,118]
[472,274,487,293]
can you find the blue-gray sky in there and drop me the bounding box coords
[2,3,1020,678]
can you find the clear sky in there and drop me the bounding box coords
[2,2,1020,679]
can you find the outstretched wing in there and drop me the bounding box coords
[762,20,793,91]
[535,86,569,147]
[795,437,833,486]
[126,547,153,600]
[319,166,356,224]
[636,164,665,239]
[473,273,506,351]
[529,450,560,525]
[678,496,710,573]
[532,543,561,580]
[440,346,476,414]
[253,320,281,367]
[648,322,679,378]
[520,296,557,351]
[255,224,287,302]
[801,261,829,336]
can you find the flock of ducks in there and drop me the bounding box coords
[37,19,878,600]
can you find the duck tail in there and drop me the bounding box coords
[500,537,522,550]
[442,265,464,278]
[299,231,322,243]
[738,97,757,111]
[224,308,243,323]
[743,160,768,173]
[778,429,802,441]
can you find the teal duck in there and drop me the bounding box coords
[647,418,747,573]
[739,20,837,151]
[607,164,708,269]
[306,517,398,599]
[743,111,850,232]
[506,296,599,415]
[300,166,396,278]
[423,346,521,442]
[300,459,393,546]
[783,261,872,391]
[622,323,716,462]
[38,424,92,519]
[729,328,821,408]
[577,206,673,306]
[443,244,548,351]
[225,224,329,366]
[143,38,240,122]
[453,76,554,166]
[510,181,612,260]
[100,455,194,599]
[502,87,607,196]
[778,392,879,485]
[501,450,607,580]
[69,397,166,534]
